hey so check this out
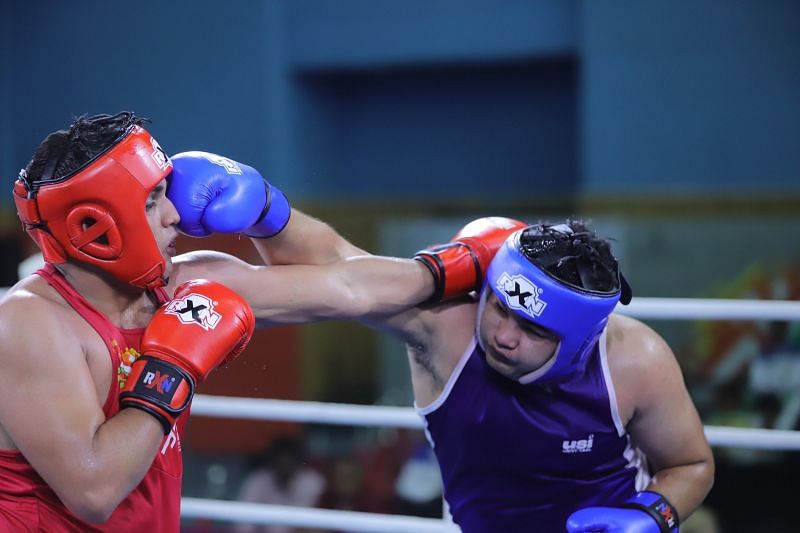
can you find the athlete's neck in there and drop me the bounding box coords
[55,263,158,328]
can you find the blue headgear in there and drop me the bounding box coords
[479,224,631,384]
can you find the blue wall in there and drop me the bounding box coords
[0,0,11,183]
[581,0,800,195]
[1,0,797,207]
[286,0,576,69]
[291,61,577,201]
[2,0,271,191]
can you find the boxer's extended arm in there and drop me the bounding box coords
[0,296,165,523]
[250,209,367,266]
[172,216,520,327]
[172,251,434,325]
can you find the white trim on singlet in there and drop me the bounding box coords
[415,336,477,417]
[623,436,653,491]
[602,327,653,486]
[598,327,626,437]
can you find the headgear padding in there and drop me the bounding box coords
[13,125,172,289]
[482,225,627,384]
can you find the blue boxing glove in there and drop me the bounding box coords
[168,151,291,238]
[566,491,680,533]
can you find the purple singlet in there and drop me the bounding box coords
[418,331,650,532]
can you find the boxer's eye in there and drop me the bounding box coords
[520,322,557,342]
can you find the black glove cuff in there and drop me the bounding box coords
[120,402,176,434]
[120,356,196,434]
[246,181,291,238]
[413,253,445,303]
[620,491,680,533]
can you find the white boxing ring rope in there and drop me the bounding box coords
[180,296,800,529]
[189,395,800,451]
[616,297,800,321]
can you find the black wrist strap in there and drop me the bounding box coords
[620,492,680,533]
[413,253,445,303]
[122,403,175,434]
[120,356,195,433]
[254,180,272,226]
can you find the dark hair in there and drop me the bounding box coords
[519,220,622,295]
[23,111,149,186]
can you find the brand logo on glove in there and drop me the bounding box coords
[202,153,243,175]
[143,370,177,394]
[132,358,183,403]
[497,273,547,317]
[150,138,171,170]
[165,293,223,331]
[655,502,677,528]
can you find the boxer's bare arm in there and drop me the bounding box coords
[171,250,434,324]
[0,293,165,523]
[350,299,476,407]
[191,253,475,407]
[251,209,367,266]
[608,316,714,520]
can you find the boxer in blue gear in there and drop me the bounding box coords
[366,221,713,533]
[167,151,291,238]
[478,223,629,384]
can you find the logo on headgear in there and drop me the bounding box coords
[497,272,547,318]
[165,293,223,331]
[202,153,243,175]
[150,138,171,171]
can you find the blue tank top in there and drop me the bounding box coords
[419,331,650,532]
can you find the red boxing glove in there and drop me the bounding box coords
[414,217,527,302]
[120,279,256,433]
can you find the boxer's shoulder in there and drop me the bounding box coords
[605,314,682,424]
[167,249,251,289]
[2,273,78,315]
[606,314,675,374]
[0,275,102,363]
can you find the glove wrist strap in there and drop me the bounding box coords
[246,182,291,238]
[120,356,196,434]
[413,243,481,303]
[621,491,680,533]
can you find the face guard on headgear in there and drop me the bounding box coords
[13,123,172,289]
[479,224,632,384]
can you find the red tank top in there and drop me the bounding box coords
[0,264,185,532]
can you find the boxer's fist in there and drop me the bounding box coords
[566,492,679,533]
[120,279,255,433]
[168,151,291,238]
[414,217,527,302]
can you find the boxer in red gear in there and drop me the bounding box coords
[0,112,436,531]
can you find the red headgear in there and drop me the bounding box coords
[13,125,172,289]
